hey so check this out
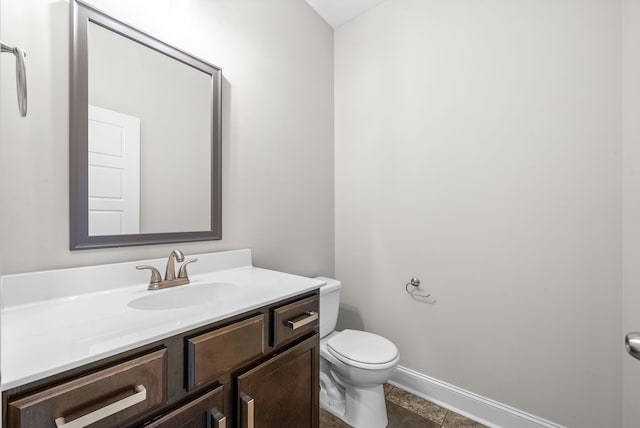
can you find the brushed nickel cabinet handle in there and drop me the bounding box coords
[55,385,146,428]
[287,311,319,330]
[240,393,254,428]
[210,407,226,428]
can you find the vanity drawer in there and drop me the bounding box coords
[7,349,167,428]
[186,314,265,390]
[272,295,319,347]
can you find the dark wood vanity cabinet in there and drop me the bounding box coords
[237,335,319,428]
[3,291,319,428]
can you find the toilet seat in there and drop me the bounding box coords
[327,329,399,370]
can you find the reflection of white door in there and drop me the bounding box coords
[88,105,140,236]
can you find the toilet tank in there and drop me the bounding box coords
[314,276,341,338]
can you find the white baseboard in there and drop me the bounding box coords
[390,366,566,428]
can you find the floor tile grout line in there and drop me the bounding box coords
[441,409,448,427]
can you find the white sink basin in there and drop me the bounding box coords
[128,282,239,310]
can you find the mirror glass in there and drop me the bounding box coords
[87,22,212,236]
[70,0,221,249]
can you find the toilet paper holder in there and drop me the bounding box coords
[405,277,433,303]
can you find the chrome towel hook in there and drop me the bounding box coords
[1,41,27,117]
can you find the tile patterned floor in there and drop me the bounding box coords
[320,384,487,428]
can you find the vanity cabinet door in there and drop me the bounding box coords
[236,334,319,428]
[143,385,225,428]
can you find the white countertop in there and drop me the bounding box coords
[0,249,324,390]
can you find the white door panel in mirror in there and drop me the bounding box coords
[88,211,123,236]
[88,105,140,236]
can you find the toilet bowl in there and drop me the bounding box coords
[316,277,399,428]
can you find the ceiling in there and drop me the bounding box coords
[304,0,388,28]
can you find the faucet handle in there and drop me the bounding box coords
[177,258,198,280]
[136,265,163,289]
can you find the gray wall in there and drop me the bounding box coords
[1,0,632,426]
[334,1,621,427]
[0,0,335,276]
[623,0,640,426]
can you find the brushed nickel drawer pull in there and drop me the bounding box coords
[240,393,254,428]
[210,407,226,428]
[287,311,319,330]
[54,385,147,428]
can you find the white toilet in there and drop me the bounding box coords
[316,277,400,428]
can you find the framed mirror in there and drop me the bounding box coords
[70,0,221,250]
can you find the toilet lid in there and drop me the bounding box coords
[327,330,398,368]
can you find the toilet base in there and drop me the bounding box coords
[319,387,346,420]
[320,368,389,428]
[345,383,388,428]
[320,370,346,418]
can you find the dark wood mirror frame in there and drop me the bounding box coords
[69,0,222,250]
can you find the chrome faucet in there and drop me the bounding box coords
[137,250,198,290]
